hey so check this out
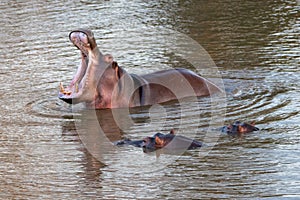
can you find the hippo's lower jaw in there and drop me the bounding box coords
[58,82,88,105]
[58,93,79,104]
[59,95,73,104]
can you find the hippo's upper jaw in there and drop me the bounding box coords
[58,29,105,105]
[58,30,91,104]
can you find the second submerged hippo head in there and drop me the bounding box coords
[142,130,202,153]
[221,121,259,134]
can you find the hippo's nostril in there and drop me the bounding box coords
[79,32,88,44]
[70,31,89,45]
[70,32,78,42]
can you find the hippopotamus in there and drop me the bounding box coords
[58,29,222,109]
[115,130,203,153]
[221,121,259,134]
[116,121,259,153]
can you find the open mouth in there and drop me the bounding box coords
[69,31,90,56]
[58,30,93,104]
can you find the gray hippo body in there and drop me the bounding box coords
[58,29,222,109]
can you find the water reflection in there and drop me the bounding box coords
[0,0,299,199]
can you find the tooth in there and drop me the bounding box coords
[75,82,79,93]
[60,82,72,95]
[60,82,65,93]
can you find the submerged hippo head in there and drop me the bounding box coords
[142,132,170,152]
[221,121,259,134]
[142,130,202,153]
[58,29,121,107]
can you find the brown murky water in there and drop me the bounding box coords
[1,0,299,199]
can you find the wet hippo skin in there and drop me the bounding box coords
[115,130,203,153]
[116,122,259,153]
[221,121,259,134]
[58,29,223,109]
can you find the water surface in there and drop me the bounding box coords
[0,0,299,199]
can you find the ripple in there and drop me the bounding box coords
[25,97,75,120]
[224,78,297,125]
[1,0,299,199]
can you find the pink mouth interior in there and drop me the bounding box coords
[69,32,90,56]
[59,32,90,98]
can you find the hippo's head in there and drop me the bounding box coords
[58,29,121,107]
[221,121,259,134]
[142,131,175,152]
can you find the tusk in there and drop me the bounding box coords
[60,82,72,95]
[60,82,65,93]
[75,82,79,93]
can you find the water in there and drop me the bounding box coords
[1,0,299,199]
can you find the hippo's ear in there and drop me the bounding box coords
[112,61,124,80]
[170,129,175,135]
[155,136,164,147]
[112,61,118,69]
